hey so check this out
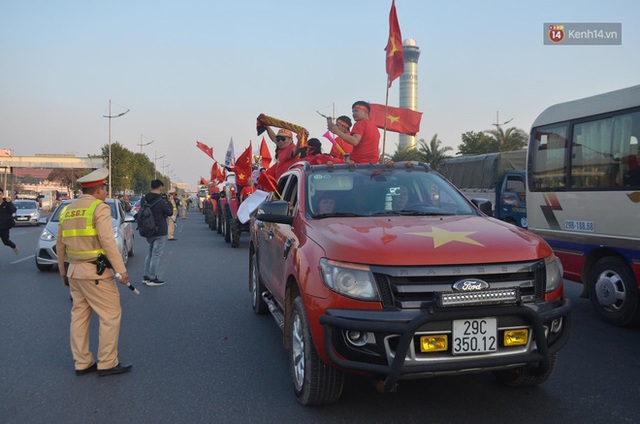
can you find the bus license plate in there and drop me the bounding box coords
[452,318,497,355]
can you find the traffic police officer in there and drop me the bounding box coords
[57,168,133,376]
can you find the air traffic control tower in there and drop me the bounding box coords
[399,38,421,149]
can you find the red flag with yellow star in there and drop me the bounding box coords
[369,103,422,136]
[232,142,253,186]
[259,137,272,169]
[385,0,404,87]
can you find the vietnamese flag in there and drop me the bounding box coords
[259,136,272,169]
[196,141,214,159]
[385,0,404,87]
[210,162,221,184]
[232,142,253,186]
[369,103,422,136]
[199,177,208,186]
[257,165,278,194]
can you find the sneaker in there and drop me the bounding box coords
[142,275,150,284]
[145,278,165,287]
[13,246,19,255]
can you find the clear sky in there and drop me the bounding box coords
[1,0,638,190]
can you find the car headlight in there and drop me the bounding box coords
[319,258,380,301]
[40,228,56,241]
[545,255,563,293]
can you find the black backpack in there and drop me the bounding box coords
[136,198,162,238]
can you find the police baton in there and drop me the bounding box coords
[115,273,140,295]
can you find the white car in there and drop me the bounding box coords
[36,198,136,271]
[12,199,41,226]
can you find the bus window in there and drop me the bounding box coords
[531,124,568,190]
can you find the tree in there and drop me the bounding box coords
[457,131,497,155]
[388,145,423,162]
[418,134,452,171]
[48,168,85,194]
[484,126,528,152]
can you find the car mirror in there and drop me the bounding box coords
[471,198,492,215]
[256,201,294,225]
[124,214,136,223]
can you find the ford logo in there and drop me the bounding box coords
[452,279,490,292]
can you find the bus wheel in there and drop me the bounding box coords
[587,257,640,327]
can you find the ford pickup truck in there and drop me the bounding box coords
[249,161,570,405]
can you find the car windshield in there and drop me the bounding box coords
[306,167,477,218]
[50,200,74,222]
[14,201,38,210]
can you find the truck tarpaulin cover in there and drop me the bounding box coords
[439,150,526,190]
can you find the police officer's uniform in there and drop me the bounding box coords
[56,168,132,376]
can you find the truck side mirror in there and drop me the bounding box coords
[471,198,492,215]
[256,200,294,225]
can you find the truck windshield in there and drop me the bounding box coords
[306,168,477,218]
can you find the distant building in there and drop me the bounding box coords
[399,38,421,150]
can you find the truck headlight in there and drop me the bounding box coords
[545,255,563,293]
[319,258,380,301]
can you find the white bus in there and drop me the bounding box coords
[527,85,640,327]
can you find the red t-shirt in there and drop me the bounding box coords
[329,135,353,159]
[350,119,380,163]
[275,143,299,180]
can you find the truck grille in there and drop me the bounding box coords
[372,260,545,309]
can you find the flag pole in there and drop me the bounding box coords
[381,77,391,164]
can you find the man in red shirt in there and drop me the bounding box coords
[264,127,303,180]
[329,115,354,160]
[327,101,380,164]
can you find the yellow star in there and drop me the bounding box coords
[387,114,400,124]
[408,227,485,248]
[387,36,399,58]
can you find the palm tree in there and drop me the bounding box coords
[484,127,528,152]
[388,145,423,162]
[418,134,452,171]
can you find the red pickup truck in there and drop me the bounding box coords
[249,161,570,405]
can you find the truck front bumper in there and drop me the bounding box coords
[319,300,570,391]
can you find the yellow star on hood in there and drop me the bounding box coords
[408,227,485,248]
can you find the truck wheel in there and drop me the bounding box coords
[224,206,232,243]
[231,219,241,248]
[216,209,222,234]
[587,257,640,326]
[493,353,558,387]
[250,249,268,314]
[290,296,344,405]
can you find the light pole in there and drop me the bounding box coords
[154,151,165,179]
[103,100,130,197]
[138,134,155,153]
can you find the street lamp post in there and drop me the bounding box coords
[138,134,155,153]
[103,99,130,197]
[154,151,165,180]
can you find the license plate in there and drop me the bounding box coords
[17,217,27,221]
[452,318,497,355]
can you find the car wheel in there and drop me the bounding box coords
[128,235,135,257]
[121,242,129,265]
[493,353,558,387]
[231,219,241,248]
[35,256,54,272]
[250,248,268,314]
[587,257,640,326]
[290,296,344,405]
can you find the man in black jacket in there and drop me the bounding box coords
[0,188,19,255]
[142,180,174,286]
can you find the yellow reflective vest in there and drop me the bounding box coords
[59,199,106,261]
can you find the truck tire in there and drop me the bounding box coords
[224,205,231,243]
[587,257,640,327]
[216,206,222,234]
[231,218,241,248]
[250,249,268,314]
[290,296,344,405]
[493,353,558,387]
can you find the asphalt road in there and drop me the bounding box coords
[1,210,639,424]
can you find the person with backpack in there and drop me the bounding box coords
[139,180,173,286]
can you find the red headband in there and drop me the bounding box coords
[353,105,369,112]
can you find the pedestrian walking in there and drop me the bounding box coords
[0,188,19,255]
